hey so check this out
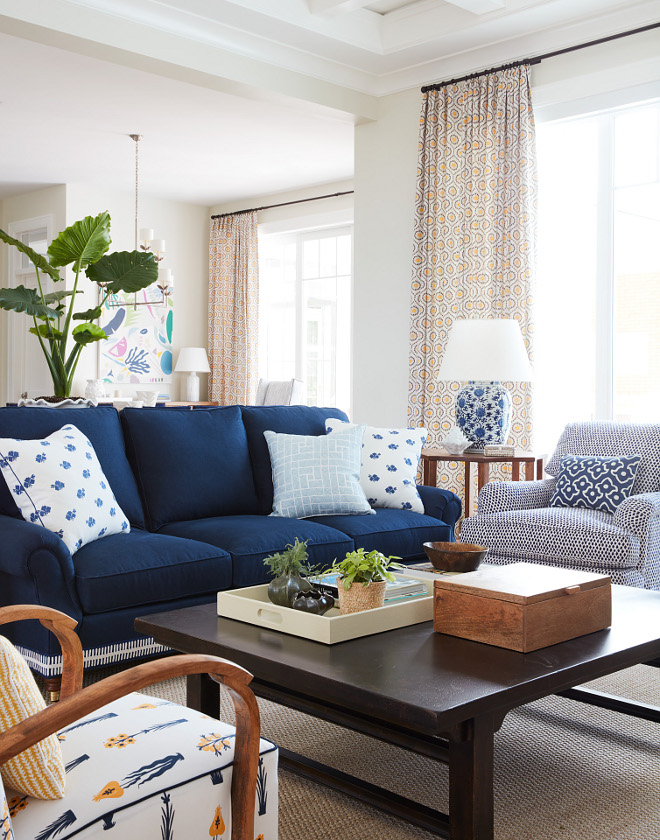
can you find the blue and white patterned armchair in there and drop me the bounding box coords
[460,422,660,590]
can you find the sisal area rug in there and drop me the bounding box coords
[55,661,660,840]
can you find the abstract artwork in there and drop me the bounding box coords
[98,291,173,387]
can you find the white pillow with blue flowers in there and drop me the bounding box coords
[0,424,130,555]
[325,419,427,513]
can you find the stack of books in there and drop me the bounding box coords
[308,573,428,603]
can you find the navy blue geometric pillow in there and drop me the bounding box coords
[549,454,641,514]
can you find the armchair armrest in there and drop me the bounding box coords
[0,604,261,840]
[614,493,660,588]
[478,478,557,514]
[614,492,660,533]
[0,516,81,620]
[417,484,462,528]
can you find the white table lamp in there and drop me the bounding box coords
[437,319,533,448]
[175,347,210,403]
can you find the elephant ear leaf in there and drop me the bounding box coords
[48,212,112,270]
[0,286,60,320]
[0,228,61,282]
[72,306,103,321]
[72,322,106,345]
[86,251,158,294]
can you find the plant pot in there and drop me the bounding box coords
[337,579,386,615]
[267,573,312,608]
[17,397,96,408]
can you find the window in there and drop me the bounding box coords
[534,98,660,454]
[258,226,352,413]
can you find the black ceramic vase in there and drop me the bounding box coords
[268,573,312,607]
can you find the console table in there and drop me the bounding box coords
[420,447,545,517]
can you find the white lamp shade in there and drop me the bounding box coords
[139,228,154,241]
[437,319,533,382]
[175,347,210,373]
[151,239,166,252]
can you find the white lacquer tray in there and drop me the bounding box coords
[217,579,434,644]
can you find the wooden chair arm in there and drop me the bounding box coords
[0,652,260,840]
[0,604,83,699]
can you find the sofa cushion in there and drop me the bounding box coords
[0,406,145,528]
[307,509,452,561]
[73,530,232,614]
[121,407,260,530]
[241,405,348,514]
[265,424,373,518]
[549,454,641,514]
[160,515,353,588]
[0,424,131,555]
[459,506,640,571]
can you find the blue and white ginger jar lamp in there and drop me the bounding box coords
[437,319,533,450]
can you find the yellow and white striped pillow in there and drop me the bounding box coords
[0,635,65,799]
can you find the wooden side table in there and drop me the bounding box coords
[420,447,545,517]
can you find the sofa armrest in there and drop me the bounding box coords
[477,478,557,514]
[0,516,81,620]
[417,484,462,529]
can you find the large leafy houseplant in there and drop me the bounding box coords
[0,211,158,399]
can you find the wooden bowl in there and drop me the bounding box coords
[423,541,487,573]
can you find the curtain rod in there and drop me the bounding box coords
[421,20,660,93]
[211,190,354,220]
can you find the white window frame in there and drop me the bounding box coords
[258,222,353,413]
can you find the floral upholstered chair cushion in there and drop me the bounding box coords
[7,692,278,839]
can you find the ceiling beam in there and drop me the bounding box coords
[308,0,374,17]
[443,0,506,13]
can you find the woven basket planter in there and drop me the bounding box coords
[337,579,386,615]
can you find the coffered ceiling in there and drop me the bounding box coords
[0,0,657,205]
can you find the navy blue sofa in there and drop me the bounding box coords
[0,404,461,685]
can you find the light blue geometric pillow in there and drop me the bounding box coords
[549,454,641,514]
[264,424,374,518]
[325,419,427,513]
[0,424,130,555]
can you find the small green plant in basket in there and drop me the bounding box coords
[328,548,404,614]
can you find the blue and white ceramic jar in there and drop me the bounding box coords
[455,380,512,448]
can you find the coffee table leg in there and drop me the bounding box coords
[448,715,495,840]
[187,672,219,717]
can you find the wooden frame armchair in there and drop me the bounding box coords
[0,605,275,840]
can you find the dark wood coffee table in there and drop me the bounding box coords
[136,585,660,840]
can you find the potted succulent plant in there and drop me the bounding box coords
[262,538,316,607]
[328,548,404,614]
[0,211,158,400]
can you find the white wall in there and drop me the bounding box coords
[351,29,660,428]
[0,185,67,405]
[352,88,420,427]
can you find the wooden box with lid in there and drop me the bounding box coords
[433,562,612,652]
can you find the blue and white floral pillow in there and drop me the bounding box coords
[0,424,130,555]
[325,419,427,513]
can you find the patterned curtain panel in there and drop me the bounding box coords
[408,65,538,509]
[208,212,259,405]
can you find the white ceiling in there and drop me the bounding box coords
[0,0,657,206]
